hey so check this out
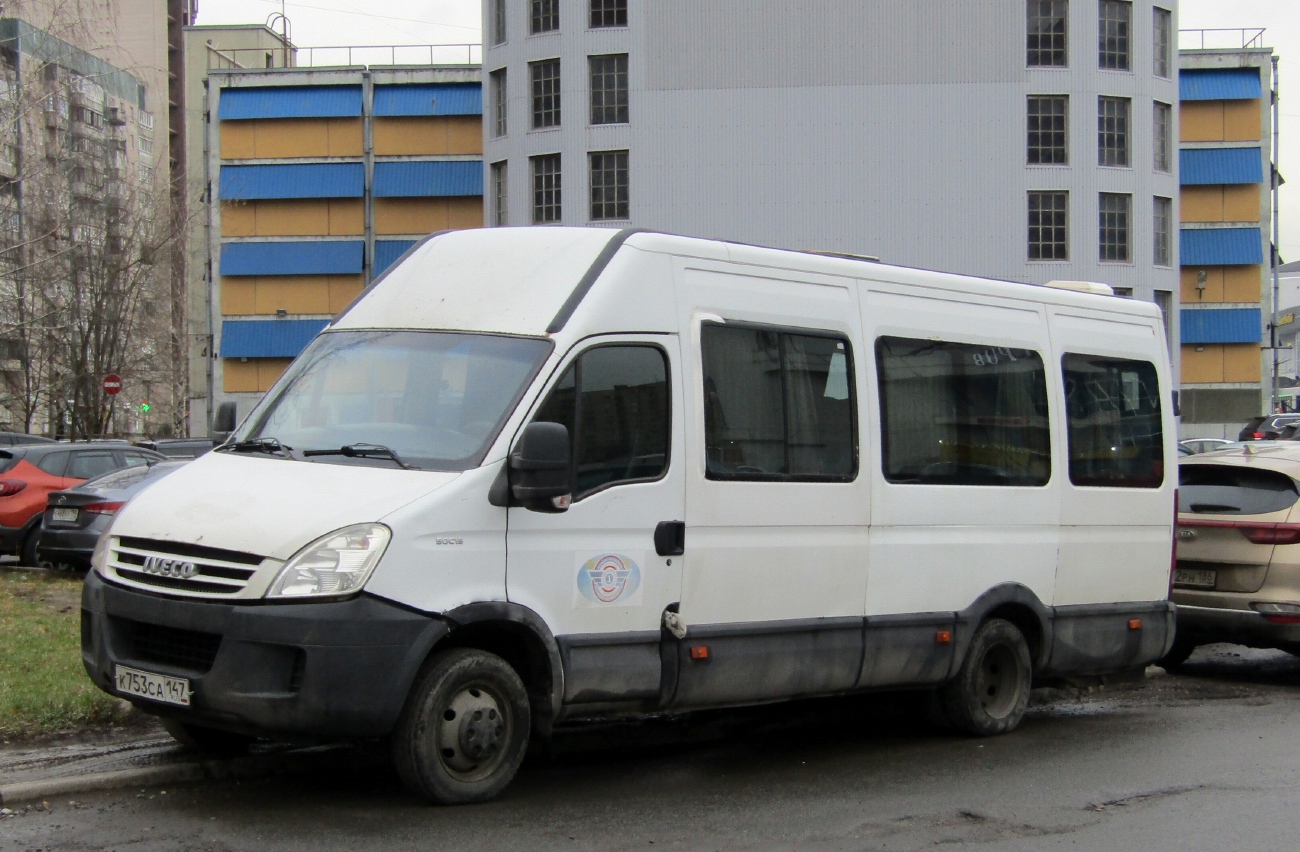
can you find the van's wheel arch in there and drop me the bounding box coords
[392,647,531,805]
[941,617,1032,736]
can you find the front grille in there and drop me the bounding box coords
[117,618,222,673]
[108,536,264,599]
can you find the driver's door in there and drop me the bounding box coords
[506,336,685,707]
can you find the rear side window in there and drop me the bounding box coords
[533,344,669,498]
[876,337,1050,486]
[68,451,118,480]
[1062,354,1163,487]
[1179,465,1299,515]
[701,324,856,481]
[36,452,69,476]
[0,454,15,474]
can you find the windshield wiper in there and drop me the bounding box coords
[220,437,293,457]
[302,443,414,470]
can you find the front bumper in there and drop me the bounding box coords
[1175,604,1300,649]
[81,571,449,739]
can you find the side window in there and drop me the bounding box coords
[68,451,118,480]
[1062,353,1163,487]
[877,337,1050,486]
[122,452,152,468]
[36,452,69,476]
[533,345,669,498]
[702,324,856,481]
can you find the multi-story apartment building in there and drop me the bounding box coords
[1176,36,1277,437]
[483,0,1180,332]
[197,63,483,427]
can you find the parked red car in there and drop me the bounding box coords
[0,443,164,565]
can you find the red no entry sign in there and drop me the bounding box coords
[102,373,123,395]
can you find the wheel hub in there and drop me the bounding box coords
[435,685,508,777]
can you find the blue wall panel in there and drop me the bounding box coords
[219,85,363,119]
[221,319,330,358]
[1180,308,1261,345]
[221,241,365,276]
[1180,228,1263,266]
[1180,147,1264,185]
[375,240,419,275]
[220,163,364,200]
[373,161,482,197]
[1180,68,1262,101]
[373,83,482,116]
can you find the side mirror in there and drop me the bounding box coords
[510,422,572,513]
[212,401,237,444]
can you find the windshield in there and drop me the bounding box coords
[236,330,552,471]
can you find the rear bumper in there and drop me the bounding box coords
[37,527,101,565]
[0,523,26,553]
[81,571,449,740]
[1175,604,1300,649]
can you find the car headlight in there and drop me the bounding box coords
[266,524,391,600]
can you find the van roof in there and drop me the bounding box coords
[332,227,1161,337]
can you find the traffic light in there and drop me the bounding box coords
[140,401,150,413]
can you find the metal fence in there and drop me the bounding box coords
[1179,28,1268,50]
[205,43,481,71]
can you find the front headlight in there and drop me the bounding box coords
[266,524,391,600]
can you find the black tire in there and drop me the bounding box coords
[941,618,1032,737]
[20,522,43,568]
[392,648,530,805]
[1157,639,1198,670]
[161,718,255,756]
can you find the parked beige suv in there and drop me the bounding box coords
[1167,443,1300,666]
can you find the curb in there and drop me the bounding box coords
[0,762,206,807]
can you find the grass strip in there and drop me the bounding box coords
[0,569,118,739]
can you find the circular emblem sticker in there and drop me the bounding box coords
[576,553,642,605]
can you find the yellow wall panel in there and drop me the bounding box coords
[444,116,484,155]
[1223,344,1262,382]
[328,277,365,312]
[1224,265,1262,302]
[255,119,330,158]
[221,279,258,315]
[1180,345,1223,383]
[220,122,256,159]
[1180,102,1223,142]
[1181,267,1224,303]
[255,277,333,314]
[220,202,257,237]
[375,198,441,234]
[329,199,365,235]
[256,199,331,235]
[1223,100,1262,142]
[257,359,294,391]
[1180,187,1224,223]
[1221,184,1262,222]
[373,116,484,155]
[447,196,484,229]
[326,118,364,156]
[223,359,260,393]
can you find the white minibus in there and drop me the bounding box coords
[83,227,1176,804]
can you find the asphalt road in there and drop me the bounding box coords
[4,645,1300,851]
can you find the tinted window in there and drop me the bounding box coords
[36,451,69,476]
[702,325,856,481]
[121,452,153,468]
[69,451,119,480]
[877,337,1050,486]
[1062,354,1163,487]
[1179,465,1298,516]
[534,345,669,498]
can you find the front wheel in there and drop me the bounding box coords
[392,648,530,805]
[941,618,1032,736]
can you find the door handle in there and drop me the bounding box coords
[655,521,685,556]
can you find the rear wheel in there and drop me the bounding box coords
[941,618,1032,736]
[392,648,530,805]
[1157,639,1198,670]
[160,718,255,756]
[20,523,44,568]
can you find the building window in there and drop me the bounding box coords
[531,153,561,223]
[1027,0,1067,67]
[1062,354,1163,488]
[1027,95,1068,164]
[490,69,507,138]
[492,160,508,226]
[1153,196,1172,266]
[530,0,558,34]
[702,324,856,481]
[1099,192,1131,261]
[1029,191,1069,260]
[1098,0,1131,70]
[589,150,629,220]
[1153,101,1171,172]
[590,0,627,28]
[877,337,1050,486]
[589,54,629,125]
[530,59,561,129]
[1097,96,1130,166]
[491,0,506,45]
[1153,7,1171,77]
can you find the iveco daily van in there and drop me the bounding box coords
[83,227,1176,804]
